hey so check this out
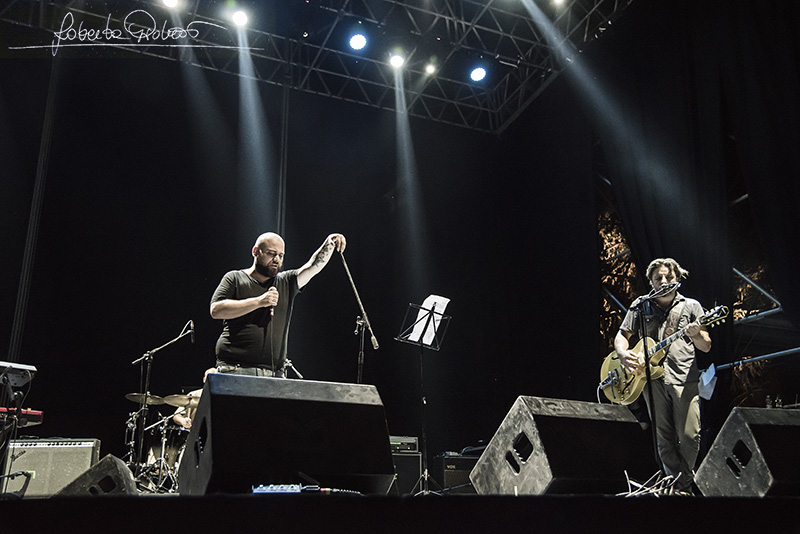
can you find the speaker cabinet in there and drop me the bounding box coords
[178,373,395,495]
[437,454,479,494]
[390,452,421,495]
[696,407,800,497]
[2,438,100,498]
[54,455,138,496]
[470,396,657,495]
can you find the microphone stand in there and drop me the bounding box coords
[129,321,193,477]
[632,298,659,470]
[631,283,680,473]
[338,251,379,383]
[354,317,367,384]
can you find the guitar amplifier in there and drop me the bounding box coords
[390,452,422,495]
[2,438,101,498]
[436,453,480,494]
[389,435,418,453]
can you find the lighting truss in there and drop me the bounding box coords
[1,0,635,134]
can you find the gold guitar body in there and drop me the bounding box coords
[599,305,729,405]
[600,338,666,405]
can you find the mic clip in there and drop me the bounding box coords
[648,282,680,299]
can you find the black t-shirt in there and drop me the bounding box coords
[210,269,300,369]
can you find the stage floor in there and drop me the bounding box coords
[2,493,799,534]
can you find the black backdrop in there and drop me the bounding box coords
[591,0,800,330]
[2,1,798,472]
[0,53,599,462]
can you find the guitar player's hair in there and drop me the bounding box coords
[645,258,690,284]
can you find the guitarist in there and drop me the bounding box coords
[613,258,711,493]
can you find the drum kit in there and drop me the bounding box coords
[123,391,200,493]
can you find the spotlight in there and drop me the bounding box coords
[390,54,405,68]
[232,10,248,26]
[425,63,437,75]
[349,33,367,51]
[162,0,178,7]
[470,67,487,82]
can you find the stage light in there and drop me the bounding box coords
[162,0,179,7]
[470,67,487,82]
[349,33,367,50]
[232,10,248,26]
[390,54,405,68]
[425,63,437,75]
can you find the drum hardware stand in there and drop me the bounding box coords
[137,415,180,493]
[395,299,451,496]
[338,251,379,383]
[128,320,194,480]
[122,409,143,467]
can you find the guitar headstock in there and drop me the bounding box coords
[700,305,729,328]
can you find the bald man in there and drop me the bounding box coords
[210,233,346,377]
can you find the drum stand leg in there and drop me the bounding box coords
[136,417,180,493]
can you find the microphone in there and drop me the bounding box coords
[189,320,195,344]
[267,286,278,317]
[651,282,680,298]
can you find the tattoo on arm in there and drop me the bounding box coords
[312,243,333,268]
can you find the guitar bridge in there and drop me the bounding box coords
[599,369,619,393]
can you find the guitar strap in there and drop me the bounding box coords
[658,297,688,358]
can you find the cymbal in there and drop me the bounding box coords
[125,392,165,405]
[163,394,200,409]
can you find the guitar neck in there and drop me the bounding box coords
[647,326,688,357]
[644,306,726,359]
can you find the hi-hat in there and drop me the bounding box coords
[163,394,200,409]
[125,392,165,405]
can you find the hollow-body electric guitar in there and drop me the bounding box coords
[599,305,728,405]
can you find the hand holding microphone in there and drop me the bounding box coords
[266,286,279,316]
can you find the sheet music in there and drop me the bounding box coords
[409,295,450,346]
[699,363,717,400]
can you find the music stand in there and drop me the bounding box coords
[395,300,451,495]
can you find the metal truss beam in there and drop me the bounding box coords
[2,0,635,134]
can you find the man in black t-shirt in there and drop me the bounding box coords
[210,232,346,377]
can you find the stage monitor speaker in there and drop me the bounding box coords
[695,407,800,497]
[470,396,657,495]
[178,373,395,495]
[54,455,137,496]
[2,438,100,498]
